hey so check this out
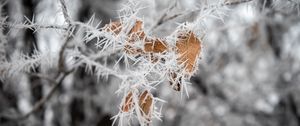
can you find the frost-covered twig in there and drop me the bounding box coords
[58,26,75,73]
[0,21,68,31]
[150,0,178,31]
[59,0,72,25]
[28,73,57,84]
[0,51,56,80]
[152,0,255,30]
[76,54,126,79]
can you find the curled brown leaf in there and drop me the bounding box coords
[176,30,202,73]
[128,20,146,42]
[139,90,153,124]
[121,91,134,112]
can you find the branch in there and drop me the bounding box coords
[58,27,74,73]
[150,0,178,31]
[28,73,57,84]
[0,70,74,121]
[59,0,72,25]
[0,22,68,31]
[57,0,74,73]
[151,0,255,30]
[21,70,73,119]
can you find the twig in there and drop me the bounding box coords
[57,0,74,73]
[1,71,73,120]
[59,0,72,25]
[150,0,178,31]
[151,0,254,30]
[20,70,73,119]
[77,54,126,79]
[0,22,68,31]
[28,73,57,84]
[58,27,74,73]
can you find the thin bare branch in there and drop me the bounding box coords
[152,0,254,30]
[21,70,73,119]
[57,0,75,73]
[59,0,72,25]
[58,26,75,73]
[150,0,178,31]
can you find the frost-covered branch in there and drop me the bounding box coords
[0,21,68,31]
[57,0,74,73]
[151,0,255,30]
[0,51,56,80]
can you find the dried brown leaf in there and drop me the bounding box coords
[176,31,201,73]
[121,91,134,112]
[128,20,146,42]
[128,20,143,35]
[144,38,168,53]
[139,90,153,122]
[103,21,122,35]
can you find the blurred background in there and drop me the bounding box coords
[1,0,300,126]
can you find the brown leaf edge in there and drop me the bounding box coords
[121,91,134,112]
[138,90,154,124]
[175,30,202,73]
